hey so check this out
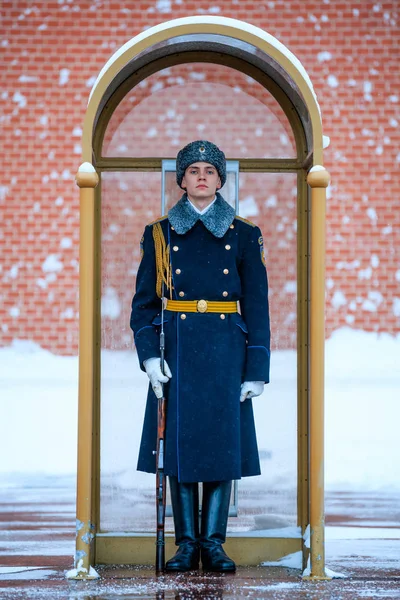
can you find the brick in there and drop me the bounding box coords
[1,0,399,353]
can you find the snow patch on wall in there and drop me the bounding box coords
[86,76,96,88]
[317,51,332,62]
[284,281,297,294]
[366,207,377,224]
[239,196,259,218]
[9,307,20,318]
[42,255,63,273]
[265,195,277,208]
[362,291,383,312]
[146,127,157,138]
[370,254,379,268]
[337,260,360,271]
[19,75,38,83]
[59,69,70,86]
[101,287,121,320]
[155,0,171,13]
[189,72,206,80]
[123,207,135,216]
[13,92,27,108]
[393,298,400,318]
[358,266,372,280]
[36,278,47,289]
[326,278,334,290]
[9,265,19,279]
[364,81,372,101]
[0,186,9,202]
[327,75,339,88]
[60,238,72,249]
[331,290,347,309]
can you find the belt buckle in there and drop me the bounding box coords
[197,299,208,313]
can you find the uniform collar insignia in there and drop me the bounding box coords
[168,192,235,238]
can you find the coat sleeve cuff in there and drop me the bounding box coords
[244,346,270,383]
[134,326,161,371]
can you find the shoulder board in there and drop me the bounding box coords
[235,215,256,227]
[149,215,168,226]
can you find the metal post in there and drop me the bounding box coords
[67,163,99,580]
[304,165,331,581]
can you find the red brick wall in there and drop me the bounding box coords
[1,0,399,354]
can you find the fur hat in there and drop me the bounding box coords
[176,140,226,189]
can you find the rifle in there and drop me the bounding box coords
[155,293,167,574]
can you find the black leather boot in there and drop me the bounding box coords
[200,480,236,572]
[165,476,200,572]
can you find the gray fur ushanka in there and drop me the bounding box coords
[176,140,227,189]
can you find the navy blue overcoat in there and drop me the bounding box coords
[130,193,270,483]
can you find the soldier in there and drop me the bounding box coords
[130,140,270,573]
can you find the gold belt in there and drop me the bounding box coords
[165,299,238,314]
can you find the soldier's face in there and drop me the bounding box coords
[181,162,221,203]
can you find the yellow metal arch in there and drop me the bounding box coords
[82,15,323,164]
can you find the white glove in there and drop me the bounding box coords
[143,357,172,399]
[240,381,264,403]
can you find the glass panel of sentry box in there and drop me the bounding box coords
[99,169,298,534]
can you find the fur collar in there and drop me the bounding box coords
[168,192,235,238]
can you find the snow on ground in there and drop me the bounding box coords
[0,327,399,490]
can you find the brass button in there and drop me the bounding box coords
[171,226,175,230]
[230,224,234,229]
[223,269,229,275]
[197,299,208,313]
[220,314,226,320]
[225,244,231,250]
[180,314,186,320]
[173,246,179,251]
[175,268,181,274]
[222,291,228,297]
[179,291,185,297]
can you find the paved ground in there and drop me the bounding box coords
[0,477,399,599]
